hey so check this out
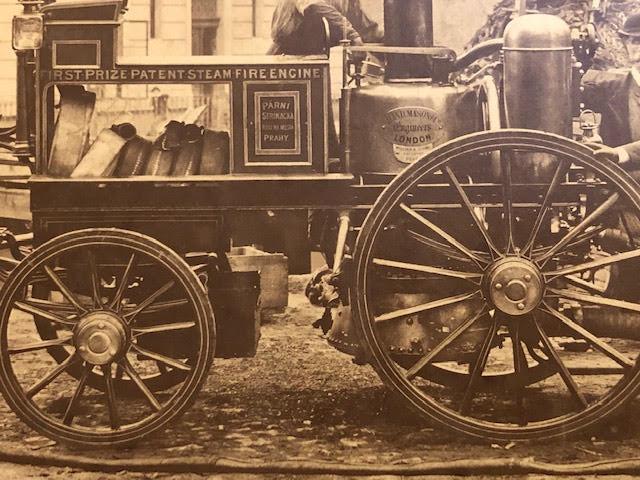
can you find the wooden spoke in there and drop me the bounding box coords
[444,166,501,257]
[533,226,606,258]
[563,275,607,294]
[375,291,480,323]
[123,280,175,324]
[541,302,634,368]
[545,248,640,280]
[109,253,137,312]
[62,363,91,426]
[44,266,86,314]
[522,160,569,255]
[533,315,588,409]
[508,319,529,426]
[549,287,640,314]
[102,365,120,430]
[536,193,619,265]
[8,336,72,355]
[86,249,102,309]
[373,258,482,282]
[406,307,488,380]
[399,203,487,267]
[406,229,474,263]
[26,353,79,399]
[123,299,189,316]
[500,152,515,253]
[132,321,196,336]
[114,363,124,382]
[460,316,499,415]
[121,357,162,411]
[14,300,76,326]
[131,344,192,372]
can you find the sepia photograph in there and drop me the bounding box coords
[1,0,640,478]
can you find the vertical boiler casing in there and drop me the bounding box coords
[502,14,573,180]
[503,14,572,135]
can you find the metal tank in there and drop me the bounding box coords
[502,13,573,181]
[348,83,479,173]
[347,0,479,175]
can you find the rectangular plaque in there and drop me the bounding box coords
[255,91,300,155]
[243,81,311,167]
[52,40,101,69]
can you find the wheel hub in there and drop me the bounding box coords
[485,257,544,316]
[74,312,128,365]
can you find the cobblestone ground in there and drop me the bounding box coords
[0,277,639,478]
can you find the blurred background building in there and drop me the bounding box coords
[0,0,502,122]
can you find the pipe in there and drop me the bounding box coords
[453,38,504,72]
[332,210,350,271]
[384,0,434,79]
[3,447,640,475]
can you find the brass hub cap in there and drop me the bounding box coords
[74,312,128,365]
[485,257,544,316]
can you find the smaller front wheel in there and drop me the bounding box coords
[0,228,215,447]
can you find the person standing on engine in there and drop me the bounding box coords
[267,0,382,55]
[583,12,640,165]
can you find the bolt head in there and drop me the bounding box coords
[517,302,525,310]
[78,346,86,352]
[524,274,532,282]
[494,283,503,290]
[97,321,105,329]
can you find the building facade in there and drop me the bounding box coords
[0,0,500,120]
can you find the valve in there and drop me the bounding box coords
[579,109,603,144]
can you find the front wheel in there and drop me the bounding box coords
[0,228,215,447]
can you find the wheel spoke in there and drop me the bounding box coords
[532,315,588,409]
[373,258,482,282]
[121,357,162,411]
[399,203,487,267]
[536,193,619,265]
[444,166,501,257]
[548,287,640,314]
[508,319,529,426]
[86,249,102,309]
[14,300,76,326]
[62,363,91,425]
[522,160,569,255]
[563,275,607,294]
[541,301,633,368]
[406,229,484,263]
[109,253,137,312]
[123,299,189,316]
[115,363,124,382]
[131,343,192,372]
[26,353,79,398]
[533,226,606,258]
[406,306,489,380]
[545,248,640,280]
[500,152,515,253]
[42,266,86,314]
[132,321,196,336]
[460,315,499,415]
[123,280,175,324]
[102,365,120,430]
[375,291,480,323]
[9,336,72,354]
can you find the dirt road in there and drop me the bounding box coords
[0,277,639,478]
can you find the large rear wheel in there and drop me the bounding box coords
[353,129,640,441]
